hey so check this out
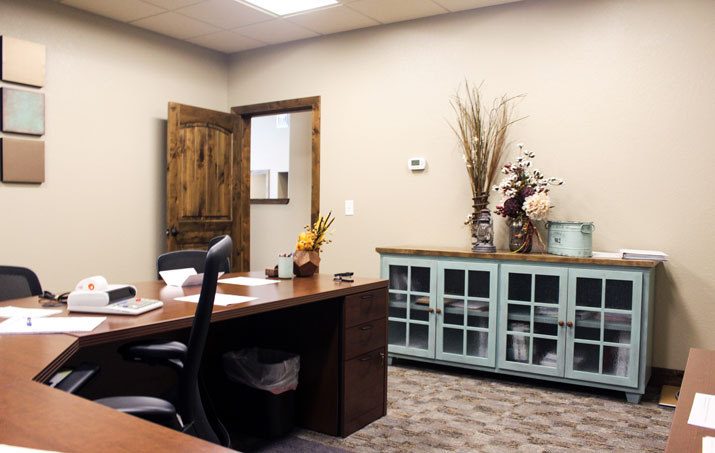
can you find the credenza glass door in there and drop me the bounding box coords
[382,257,436,359]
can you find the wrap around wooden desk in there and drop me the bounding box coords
[0,272,387,452]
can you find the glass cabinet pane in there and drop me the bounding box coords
[506,334,530,363]
[572,343,599,373]
[388,321,406,346]
[388,293,407,319]
[508,273,531,301]
[389,265,408,291]
[576,277,601,307]
[532,338,558,367]
[408,323,429,350]
[535,275,559,304]
[507,304,531,332]
[468,271,489,298]
[604,313,632,344]
[442,328,463,355]
[603,346,629,377]
[605,280,633,310]
[410,295,430,321]
[574,310,601,341]
[533,306,558,336]
[443,297,464,325]
[411,267,431,293]
[466,331,488,358]
[444,269,465,296]
[467,301,489,328]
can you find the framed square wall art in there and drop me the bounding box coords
[0,137,45,183]
[1,87,45,136]
[0,36,46,87]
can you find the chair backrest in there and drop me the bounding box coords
[156,236,231,279]
[0,266,42,302]
[176,235,232,443]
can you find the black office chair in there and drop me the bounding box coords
[96,235,233,446]
[0,265,42,301]
[157,235,231,279]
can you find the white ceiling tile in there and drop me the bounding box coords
[345,0,448,24]
[61,0,165,22]
[431,0,521,13]
[141,0,206,10]
[286,5,379,35]
[234,19,319,45]
[131,12,221,39]
[176,0,275,30]
[188,30,266,52]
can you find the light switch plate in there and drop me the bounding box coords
[345,200,354,216]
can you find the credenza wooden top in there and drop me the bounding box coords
[665,348,715,452]
[376,246,662,268]
[0,272,386,452]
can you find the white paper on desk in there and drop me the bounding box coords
[219,276,279,286]
[704,437,715,453]
[160,268,224,287]
[174,293,257,306]
[0,316,105,334]
[688,393,715,429]
[0,444,62,453]
[0,306,62,318]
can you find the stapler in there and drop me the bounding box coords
[333,272,354,283]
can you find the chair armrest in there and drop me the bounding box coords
[53,362,100,394]
[95,396,181,429]
[120,340,187,371]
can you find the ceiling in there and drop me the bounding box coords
[55,0,521,54]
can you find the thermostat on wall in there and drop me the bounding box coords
[408,157,426,171]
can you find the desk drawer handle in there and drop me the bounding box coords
[360,355,372,362]
[360,294,375,300]
[360,324,374,331]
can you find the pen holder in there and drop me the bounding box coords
[278,256,293,279]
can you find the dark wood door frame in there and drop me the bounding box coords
[231,96,321,270]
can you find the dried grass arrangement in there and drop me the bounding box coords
[449,81,524,210]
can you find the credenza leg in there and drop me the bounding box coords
[625,392,642,404]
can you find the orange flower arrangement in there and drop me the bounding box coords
[296,211,334,251]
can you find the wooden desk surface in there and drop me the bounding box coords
[0,272,386,452]
[666,348,715,452]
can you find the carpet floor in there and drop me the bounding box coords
[295,361,674,452]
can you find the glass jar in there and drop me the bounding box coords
[508,218,533,253]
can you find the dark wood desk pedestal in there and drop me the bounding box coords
[665,348,715,452]
[0,273,388,452]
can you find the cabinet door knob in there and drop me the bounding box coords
[436,308,442,314]
[566,321,573,328]
[428,307,434,313]
[360,324,374,331]
[558,320,564,326]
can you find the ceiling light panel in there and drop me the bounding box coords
[242,0,338,16]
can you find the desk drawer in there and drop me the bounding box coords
[344,289,386,328]
[342,347,386,435]
[344,320,386,361]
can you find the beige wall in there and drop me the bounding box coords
[228,0,715,370]
[0,0,228,289]
[250,111,312,271]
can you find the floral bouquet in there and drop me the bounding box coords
[493,144,563,252]
[296,211,334,251]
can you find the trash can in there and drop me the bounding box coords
[222,347,300,438]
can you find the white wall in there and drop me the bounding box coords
[0,0,228,290]
[250,111,312,271]
[251,114,290,198]
[228,0,715,370]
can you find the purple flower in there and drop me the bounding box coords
[502,197,522,217]
[521,186,535,199]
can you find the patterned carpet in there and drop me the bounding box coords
[297,361,674,452]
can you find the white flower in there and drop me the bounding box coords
[517,143,524,150]
[523,192,551,221]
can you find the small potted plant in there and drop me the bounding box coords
[294,211,334,277]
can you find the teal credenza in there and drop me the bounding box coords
[377,246,661,403]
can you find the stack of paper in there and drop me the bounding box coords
[619,249,668,261]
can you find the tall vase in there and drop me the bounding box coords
[470,194,491,251]
[508,217,533,253]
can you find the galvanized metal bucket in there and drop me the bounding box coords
[546,221,595,257]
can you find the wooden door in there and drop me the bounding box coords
[166,102,248,270]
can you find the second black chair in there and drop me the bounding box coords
[0,265,42,302]
[157,236,230,279]
[95,235,233,446]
